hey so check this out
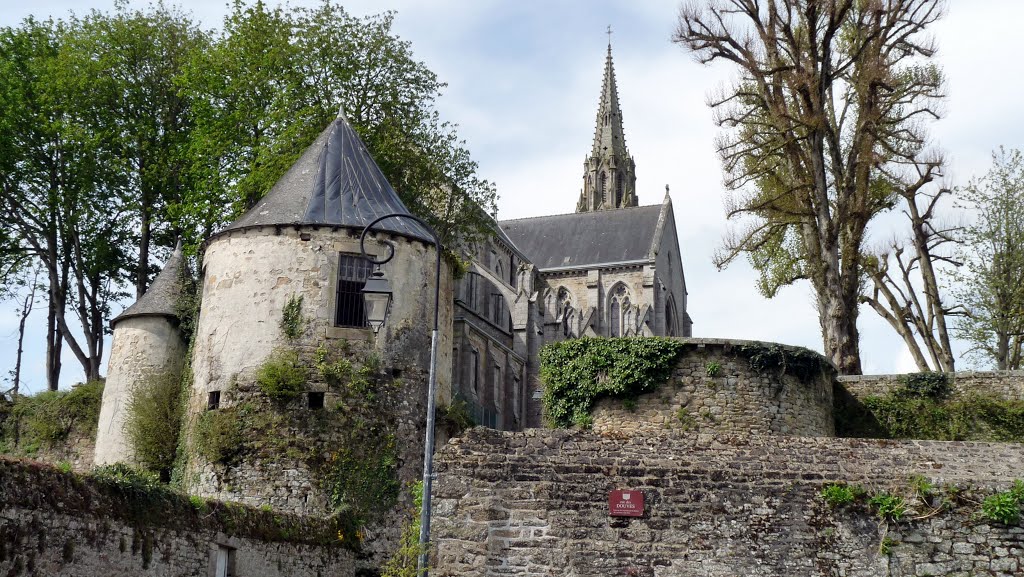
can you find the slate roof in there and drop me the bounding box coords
[112,242,185,327]
[218,112,433,243]
[498,204,663,270]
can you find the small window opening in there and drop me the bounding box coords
[391,368,403,378]
[307,392,325,410]
[207,391,221,411]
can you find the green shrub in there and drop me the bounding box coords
[868,492,906,522]
[981,492,1020,525]
[705,361,721,377]
[281,294,305,340]
[6,381,104,449]
[257,349,306,402]
[125,371,183,481]
[193,409,244,465]
[440,399,475,436]
[859,393,1024,442]
[540,337,684,428]
[821,483,862,507]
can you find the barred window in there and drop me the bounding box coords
[335,254,373,327]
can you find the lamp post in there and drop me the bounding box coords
[359,213,441,577]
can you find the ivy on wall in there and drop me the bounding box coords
[540,337,684,428]
[189,340,403,526]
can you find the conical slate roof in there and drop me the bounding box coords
[112,241,185,327]
[219,112,432,242]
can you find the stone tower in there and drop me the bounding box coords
[181,109,452,528]
[577,41,637,212]
[95,242,187,466]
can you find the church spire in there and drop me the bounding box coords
[577,33,637,212]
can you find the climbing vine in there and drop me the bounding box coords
[540,337,684,428]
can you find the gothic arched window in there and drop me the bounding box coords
[599,172,608,203]
[615,175,624,206]
[608,284,631,337]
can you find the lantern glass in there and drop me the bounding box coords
[362,269,393,333]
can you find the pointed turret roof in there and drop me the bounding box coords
[591,42,629,162]
[218,111,432,243]
[112,241,185,327]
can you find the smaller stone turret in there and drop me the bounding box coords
[94,242,187,466]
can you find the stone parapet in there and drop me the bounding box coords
[839,370,1024,401]
[591,338,836,437]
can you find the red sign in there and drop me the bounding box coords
[609,489,645,517]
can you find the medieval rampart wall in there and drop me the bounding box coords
[592,338,835,437]
[839,371,1024,401]
[432,428,1024,577]
[0,458,352,577]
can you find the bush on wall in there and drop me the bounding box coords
[540,337,683,428]
[125,371,184,481]
[1,380,104,453]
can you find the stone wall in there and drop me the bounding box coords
[0,457,353,577]
[591,338,835,437]
[432,428,1024,577]
[839,371,1024,401]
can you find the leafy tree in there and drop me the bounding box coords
[674,0,945,374]
[951,148,1024,370]
[182,0,496,248]
[66,4,206,296]
[0,17,129,386]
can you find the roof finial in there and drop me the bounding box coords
[606,25,612,51]
[337,103,348,121]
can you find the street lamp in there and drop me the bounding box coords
[359,212,441,577]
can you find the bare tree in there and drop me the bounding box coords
[675,0,946,374]
[862,180,962,371]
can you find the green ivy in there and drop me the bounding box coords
[899,372,951,399]
[736,343,827,383]
[540,337,684,428]
[319,429,401,523]
[868,492,906,522]
[381,482,426,577]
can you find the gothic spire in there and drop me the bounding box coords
[578,37,637,212]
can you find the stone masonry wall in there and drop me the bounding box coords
[592,339,835,437]
[839,371,1024,401]
[432,428,1024,577]
[0,457,353,577]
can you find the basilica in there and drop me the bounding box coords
[451,44,692,429]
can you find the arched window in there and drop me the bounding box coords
[599,172,608,203]
[615,175,624,206]
[608,284,631,337]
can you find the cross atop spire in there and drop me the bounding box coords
[576,39,637,212]
[606,25,612,49]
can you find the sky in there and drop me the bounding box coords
[2,0,1023,392]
